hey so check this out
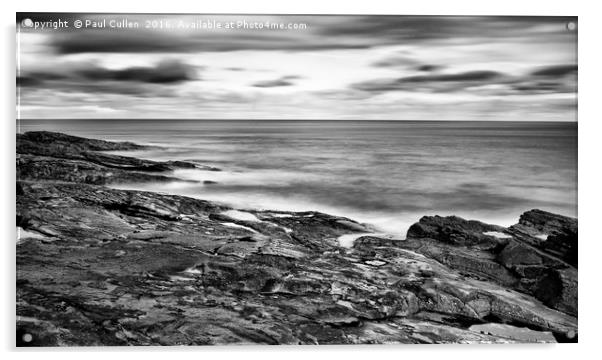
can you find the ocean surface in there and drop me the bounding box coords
[18,120,577,236]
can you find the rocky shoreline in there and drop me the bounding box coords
[16,131,578,346]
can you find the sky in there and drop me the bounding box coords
[16,14,577,121]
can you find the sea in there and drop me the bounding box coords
[18,120,577,236]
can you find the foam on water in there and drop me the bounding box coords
[220,222,258,233]
[221,210,261,222]
[483,231,512,239]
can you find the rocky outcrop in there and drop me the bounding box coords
[507,209,578,267]
[17,131,147,152]
[402,213,578,317]
[17,131,213,185]
[16,132,577,346]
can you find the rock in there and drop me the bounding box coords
[18,131,146,152]
[498,241,543,267]
[17,155,187,185]
[507,209,577,267]
[406,215,509,250]
[353,236,403,249]
[15,132,578,346]
[17,131,201,185]
[404,213,578,317]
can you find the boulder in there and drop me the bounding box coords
[406,215,509,250]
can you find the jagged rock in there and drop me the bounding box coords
[404,213,578,317]
[507,209,577,267]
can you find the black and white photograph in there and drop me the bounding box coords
[15,12,578,346]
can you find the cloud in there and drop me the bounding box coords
[19,14,576,55]
[318,15,576,43]
[512,64,577,94]
[370,52,443,72]
[531,64,577,77]
[75,60,197,84]
[19,59,197,87]
[400,71,503,83]
[353,63,577,97]
[47,27,369,54]
[511,82,569,94]
[353,70,505,93]
[416,64,443,72]
[17,59,200,100]
[16,14,577,121]
[252,75,300,88]
[371,55,420,68]
[16,76,41,87]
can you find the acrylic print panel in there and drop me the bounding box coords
[16,13,577,346]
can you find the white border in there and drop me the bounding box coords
[4,0,599,358]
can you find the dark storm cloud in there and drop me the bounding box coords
[531,64,577,77]
[353,70,505,93]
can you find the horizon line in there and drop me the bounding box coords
[16,118,578,123]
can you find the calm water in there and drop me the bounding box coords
[18,120,577,235]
